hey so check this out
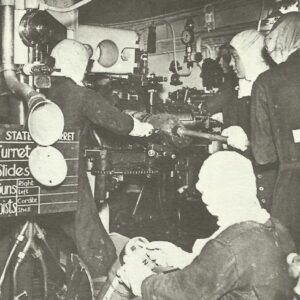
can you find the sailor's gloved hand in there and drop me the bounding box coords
[287,253,300,296]
[118,256,154,297]
[221,126,249,151]
[146,241,194,269]
[287,253,300,278]
[129,117,154,137]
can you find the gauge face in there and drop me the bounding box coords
[181,30,193,45]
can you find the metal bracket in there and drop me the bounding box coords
[0,0,15,6]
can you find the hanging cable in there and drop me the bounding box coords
[161,20,192,77]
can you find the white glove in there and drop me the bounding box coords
[118,256,154,297]
[146,241,194,269]
[211,112,223,123]
[129,117,154,137]
[287,253,300,278]
[192,238,210,255]
[221,126,249,151]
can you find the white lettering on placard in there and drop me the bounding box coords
[0,183,17,195]
[0,127,79,216]
[0,199,17,215]
[0,145,32,159]
[0,164,30,178]
[60,132,76,141]
[17,196,38,205]
[5,130,76,142]
[5,131,32,141]
[17,179,34,188]
[17,207,31,214]
[17,189,29,196]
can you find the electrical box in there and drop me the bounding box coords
[77,25,139,74]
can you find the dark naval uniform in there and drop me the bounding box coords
[141,219,294,300]
[47,77,134,278]
[251,49,300,249]
[203,77,276,211]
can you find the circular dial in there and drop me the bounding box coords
[181,30,193,45]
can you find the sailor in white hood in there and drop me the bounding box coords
[222,29,269,150]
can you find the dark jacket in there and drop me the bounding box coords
[251,50,300,248]
[48,77,134,135]
[204,79,275,211]
[204,78,239,128]
[141,218,295,300]
[47,78,134,278]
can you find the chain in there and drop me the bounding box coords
[97,169,158,175]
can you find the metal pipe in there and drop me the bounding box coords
[34,223,65,273]
[176,127,228,143]
[164,20,192,77]
[149,90,155,114]
[30,240,48,299]
[12,261,21,298]
[39,0,92,12]
[1,5,37,102]
[0,4,64,146]
[39,255,48,298]
[13,223,34,299]
[132,185,145,216]
[0,221,29,295]
[27,47,34,87]
[94,150,109,205]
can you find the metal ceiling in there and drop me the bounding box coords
[79,0,214,25]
